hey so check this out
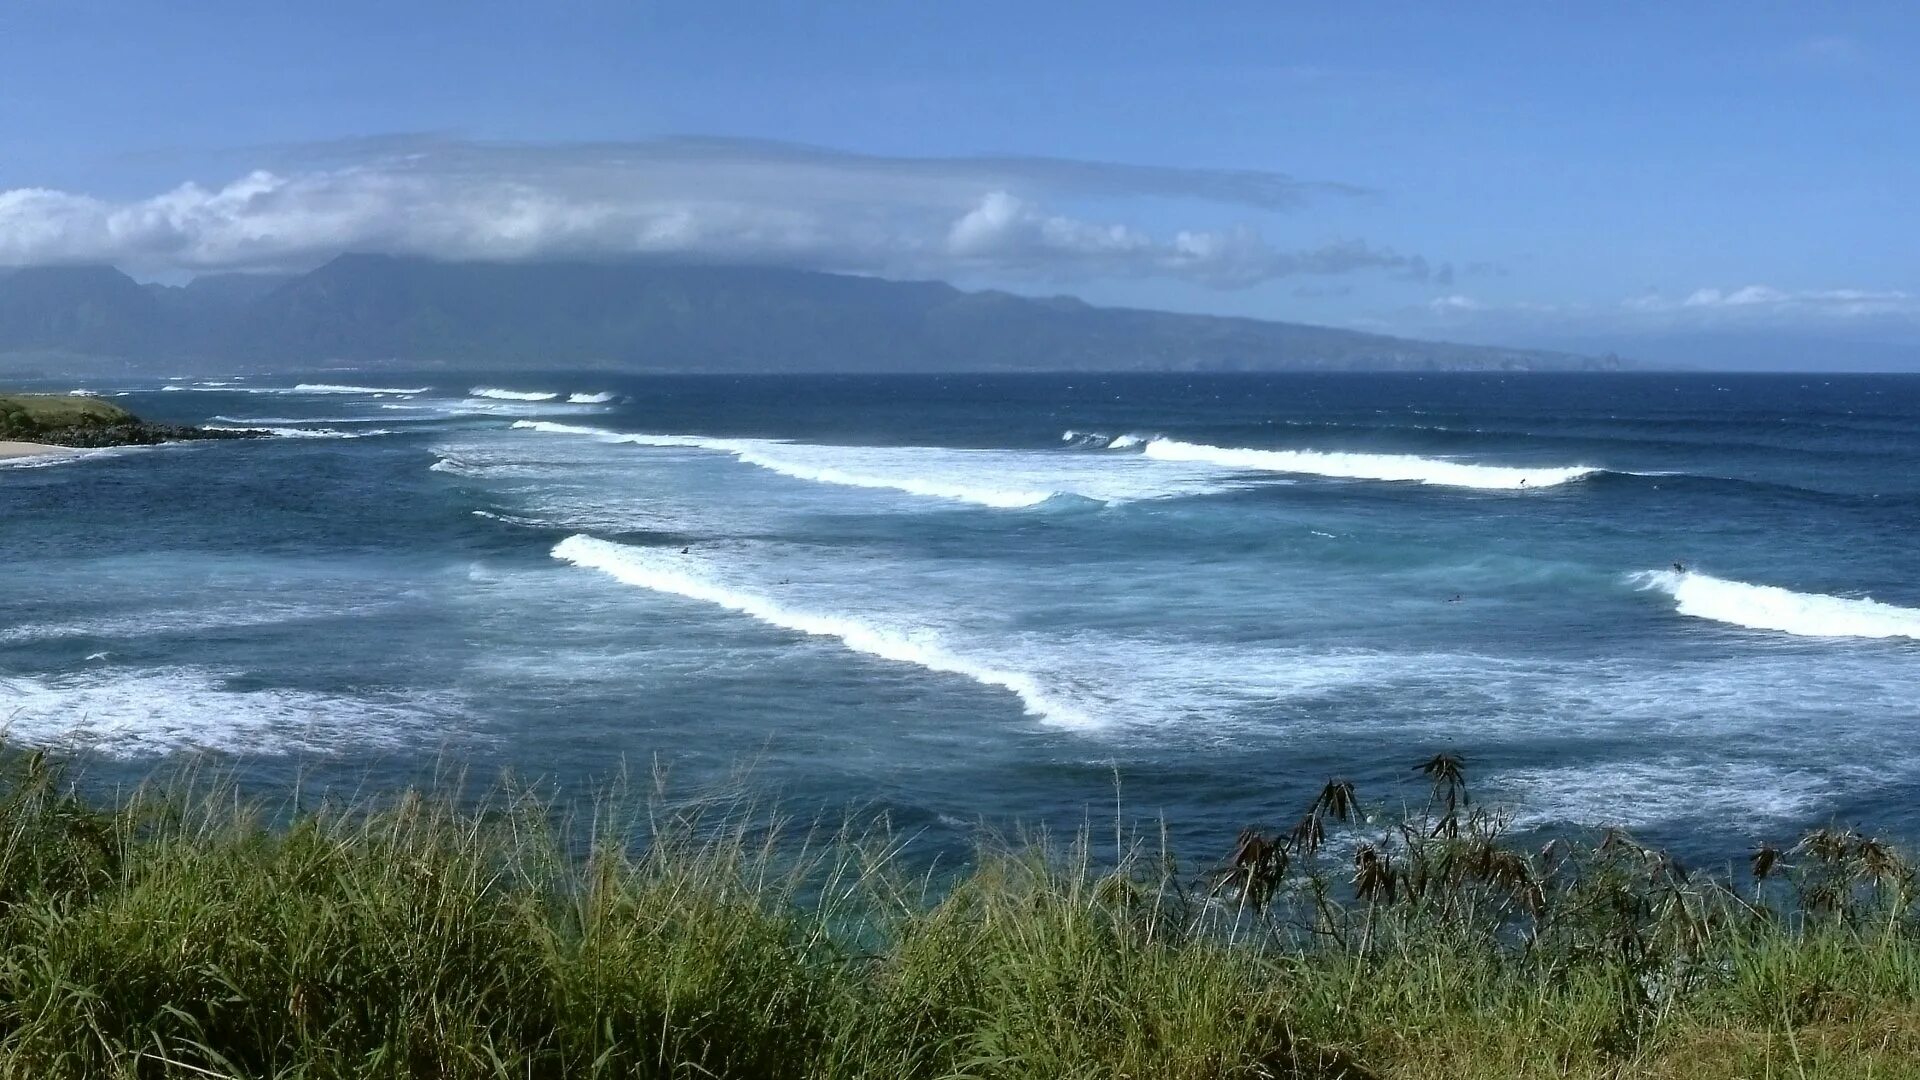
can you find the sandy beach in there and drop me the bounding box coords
[0,441,75,462]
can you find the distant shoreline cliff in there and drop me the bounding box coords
[0,256,1623,375]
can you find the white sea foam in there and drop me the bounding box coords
[1061,430,1144,450]
[0,668,444,758]
[210,414,440,425]
[205,425,395,439]
[1635,570,1920,639]
[0,445,144,470]
[552,535,1093,727]
[291,383,429,395]
[512,421,1236,507]
[67,389,98,397]
[567,392,616,404]
[1135,437,1599,490]
[1491,760,1840,829]
[471,387,559,401]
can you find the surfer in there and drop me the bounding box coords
[680,546,690,555]
[1447,594,1464,603]
[1672,561,1687,573]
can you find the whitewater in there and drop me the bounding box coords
[1135,436,1600,490]
[1637,570,1920,640]
[552,535,1093,727]
[8,372,1920,857]
[511,420,1242,507]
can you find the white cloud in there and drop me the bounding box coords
[0,136,1425,287]
[1667,284,1914,317]
[1404,282,1919,340]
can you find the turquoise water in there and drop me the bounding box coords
[4,373,1918,857]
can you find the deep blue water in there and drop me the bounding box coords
[4,372,1918,861]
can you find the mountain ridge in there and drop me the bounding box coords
[0,255,1623,374]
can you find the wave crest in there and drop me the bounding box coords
[1635,570,1920,639]
[552,535,1091,726]
[291,384,429,395]
[514,422,1060,508]
[471,387,559,401]
[1137,437,1598,490]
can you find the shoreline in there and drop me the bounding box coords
[0,440,78,462]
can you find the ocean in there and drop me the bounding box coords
[4,372,1918,860]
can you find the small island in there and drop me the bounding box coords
[0,392,263,461]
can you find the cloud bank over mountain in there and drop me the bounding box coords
[0,136,1436,288]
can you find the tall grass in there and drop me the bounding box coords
[0,744,1916,1078]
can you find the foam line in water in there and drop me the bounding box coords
[211,414,440,425]
[514,421,1057,508]
[205,425,394,439]
[471,387,559,401]
[567,392,616,403]
[291,383,429,395]
[552,535,1093,727]
[0,668,440,758]
[1634,570,1920,639]
[1134,437,1597,490]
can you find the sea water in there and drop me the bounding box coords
[4,373,1917,859]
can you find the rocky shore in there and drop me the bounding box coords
[0,392,265,448]
[23,421,266,448]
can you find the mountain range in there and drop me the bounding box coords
[0,255,1621,376]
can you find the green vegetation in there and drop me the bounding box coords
[0,746,1915,1078]
[0,393,133,439]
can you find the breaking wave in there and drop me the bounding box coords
[1063,430,1145,450]
[205,425,394,439]
[290,384,430,395]
[552,535,1091,727]
[1134,437,1600,490]
[1634,570,1920,640]
[567,392,616,404]
[211,414,434,426]
[513,422,1059,508]
[471,387,559,401]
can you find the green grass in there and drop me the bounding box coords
[0,746,1916,1079]
[0,393,133,439]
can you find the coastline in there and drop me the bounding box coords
[0,440,77,462]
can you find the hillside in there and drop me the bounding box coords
[0,391,258,447]
[0,392,134,438]
[0,256,1623,374]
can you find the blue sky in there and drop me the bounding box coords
[2,1,1916,350]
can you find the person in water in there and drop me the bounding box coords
[1673,561,1687,573]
